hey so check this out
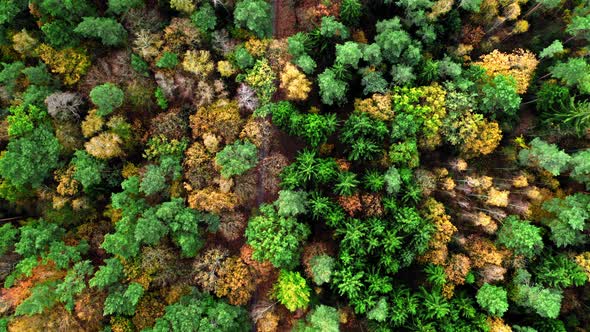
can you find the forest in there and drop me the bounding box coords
[0,0,589,331]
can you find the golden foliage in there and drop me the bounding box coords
[188,187,238,214]
[37,44,90,85]
[474,49,539,94]
[457,112,502,158]
[182,50,214,79]
[12,29,38,57]
[420,198,457,265]
[85,132,125,159]
[81,110,105,138]
[444,254,472,285]
[162,18,201,54]
[256,310,280,332]
[487,317,512,332]
[280,63,311,101]
[575,252,590,279]
[513,20,529,34]
[245,38,270,57]
[474,212,498,234]
[354,93,393,121]
[55,166,80,196]
[189,99,243,144]
[216,257,255,305]
[486,187,510,207]
[464,235,507,268]
[217,60,236,77]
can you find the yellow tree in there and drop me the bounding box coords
[279,63,312,101]
[474,49,539,93]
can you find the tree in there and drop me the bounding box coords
[336,42,362,69]
[474,49,539,94]
[90,83,125,116]
[275,190,308,217]
[6,104,48,137]
[37,44,91,85]
[320,16,350,39]
[293,305,340,332]
[144,292,251,332]
[539,40,564,59]
[0,223,18,255]
[550,58,590,94]
[496,216,544,258]
[273,270,311,312]
[309,254,334,285]
[476,283,509,317]
[480,75,522,118]
[156,52,179,69]
[56,260,93,311]
[233,0,272,38]
[534,254,588,289]
[169,0,195,13]
[518,138,571,176]
[570,150,590,189]
[108,0,143,14]
[74,17,127,46]
[215,139,258,178]
[45,92,84,121]
[542,193,589,247]
[0,126,61,189]
[103,282,144,316]
[245,204,310,269]
[512,284,562,319]
[89,258,124,289]
[71,150,107,191]
[280,63,312,101]
[340,0,362,26]
[384,167,402,194]
[191,3,217,33]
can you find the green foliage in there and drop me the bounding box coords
[384,167,402,194]
[320,16,350,39]
[566,14,590,41]
[15,281,58,316]
[108,0,144,15]
[41,20,80,48]
[534,254,588,289]
[335,171,359,196]
[280,150,339,190]
[156,52,179,69]
[22,63,52,86]
[288,32,308,58]
[245,204,310,269]
[542,193,590,247]
[131,53,149,77]
[496,216,544,258]
[72,150,107,191]
[274,270,311,312]
[536,82,570,114]
[375,18,419,65]
[340,112,388,161]
[570,149,590,188]
[0,223,18,255]
[480,75,521,118]
[0,126,60,189]
[361,70,388,95]
[362,43,382,66]
[90,257,124,289]
[539,40,564,59]
[233,0,272,38]
[7,104,47,137]
[144,291,251,332]
[233,45,255,69]
[476,283,508,317]
[293,305,340,332]
[363,170,385,192]
[389,139,420,168]
[191,3,217,33]
[0,0,27,25]
[154,87,168,109]
[215,139,258,178]
[103,282,144,316]
[275,190,308,217]
[424,264,446,287]
[550,58,590,94]
[340,0,362,26]
[90,83,125,116]
[56,260,93,311]
[512,284,563,319]
[310,254,334,285]
[0,61,24,94]
[295,55,317,74]
[74,17,127,46]
[336,42,362,69]
[543,98,590,137]
[318,68,348,105]
[140,156,182,195]
[518,138,571,176]
[271,101,338,147]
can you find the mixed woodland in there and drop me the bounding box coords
[1,0,590,330]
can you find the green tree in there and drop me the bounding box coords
[245,204,310,269]
[72,150,107,191]
[0,223,18,255]
[0,61,24,94]
[570,149,590,189]
[56,260,93,311]
[539,40,564,59]
[293,305,340,332]
[6,104,47,137]
[340,0,362,26]
[103,282,144,316]
[233,0,272,38]
[274,270,311,312]
[215,139,258,179]
[309,254,334,285]
[275,190,308,217]
[335,171,360,196]
[480,75,522,118]
[15,281,58,316]
[90,83,125,116]
[534,254,588,289]
[550,58,590,94]
[512,284,562,319]
[496,216,544,258]
[191,3,217,33]
[108,0,143,14]
[144,292,251,332]
[41,20,80,48]
[476,283,509,317]
[74,17,127,46]
[336,42,362,69]
[542,193,589,247]
[156,52,179,69]
[518,138,571,176]
[0,126,61,189]
[320,16,350,39]
[384,167,402,194]
[318,68,348,106]
[89,257,124,289]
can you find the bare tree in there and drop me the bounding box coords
[45,92,85,121]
